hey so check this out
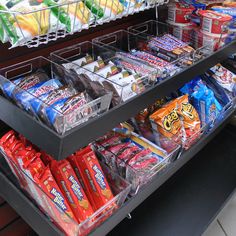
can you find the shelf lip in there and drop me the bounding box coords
[0,41,236,160]
[0,172,64,236]
[88,108,235,236]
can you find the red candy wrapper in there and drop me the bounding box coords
[34,166,78,235]
[75,146,114,211]
[50,160,94,223]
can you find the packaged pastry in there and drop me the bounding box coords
[45,92,90,134]
[30,86,77,121]
[62,55,94,70]
[50,160,94,223]
[14,79,62,111]
[209,64,236,93]
[1,70,49,99]
[75,146,114,210]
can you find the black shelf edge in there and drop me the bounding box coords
[89,109,235,236]
[0,172,63,236]
[0,41,235,160]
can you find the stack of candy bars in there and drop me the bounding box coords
[94,125,174,194]
[115,33,196,81]
[62,54,152,106]
[131,63,236,151]
[0,131,117,236]
[0,0,158,47]
[0,68,104,134]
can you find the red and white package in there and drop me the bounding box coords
[168,3,194,24]
[198,10,232,34]
[50,160,94,223]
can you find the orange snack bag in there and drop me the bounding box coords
[176,95,201,148]
[50,159,94,223]
[150,100,184,142]
[75,146,114,211]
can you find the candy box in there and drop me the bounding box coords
[198,10,232,34]
[168,3,195,24]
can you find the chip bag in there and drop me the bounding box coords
[150,100,185,152]
[176,95,201,148]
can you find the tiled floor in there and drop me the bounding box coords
[203,193,236,236]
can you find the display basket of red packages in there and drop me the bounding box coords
[94,128,180,195]
[0,56,113,135]
[51,41,157,107]
[0,0,167,49]
[0,146,131,236]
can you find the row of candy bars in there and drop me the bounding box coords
[0,130,115,236]
[114,33,196,81]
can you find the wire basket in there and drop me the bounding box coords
[0,0,168,48]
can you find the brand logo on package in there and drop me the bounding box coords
[50,188,67,211]
[68,176,84,201]
[93,165,106,190]
[163,110,179,131]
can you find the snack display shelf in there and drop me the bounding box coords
[107,124,236,236]
[0,107,234,236]
[0,0,167,49]
[0,39,235,160]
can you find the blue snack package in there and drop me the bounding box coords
[1,70,48,99]
[15,79,62,111]
[30,86,77,120]
[202,74,231,106]
[45,93,89,134]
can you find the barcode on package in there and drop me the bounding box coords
[168,9,175,22]
[202,18,212,33]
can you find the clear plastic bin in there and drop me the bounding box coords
[51,41,157,106]
[94,130,180,195]
[128,20,218,54]
[0,147,131,236]
[92,22,214,79]
[0,56,112,134]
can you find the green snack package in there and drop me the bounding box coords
[0,5,18,44]
[83,0,104,18]
[43,0,72,32]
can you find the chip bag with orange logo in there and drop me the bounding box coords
[176,95,201,149]
[149,100,185,152]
